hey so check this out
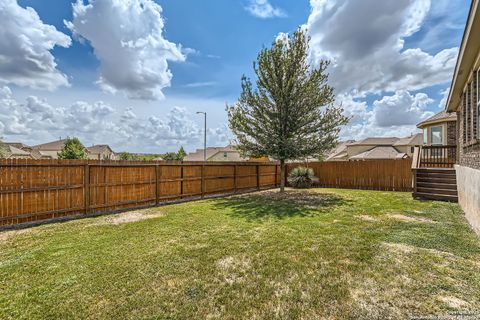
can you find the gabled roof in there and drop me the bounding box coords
[417,111,457,128]
[348,137,399,146]
[393,133,423,146]
[87,144,113,154]
[6,142,31,150]
[349,146,407,160]
[32,139,67,151]
[184,145,243,161]
[8,146,31,156]
[326,140,355,161]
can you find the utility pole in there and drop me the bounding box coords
[196,112,207,161]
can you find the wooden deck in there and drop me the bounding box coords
[412,146,458,202]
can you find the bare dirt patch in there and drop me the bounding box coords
[386,213,436,224]
[0,228,33,243]
[216,255,251,285]
[358,215,379,222]
[438,296,470,309]
[100,210,165,225]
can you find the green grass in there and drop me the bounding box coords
[1,189,480,319]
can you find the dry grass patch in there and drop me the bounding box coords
[98,210,165,225]
[386,213,436,224]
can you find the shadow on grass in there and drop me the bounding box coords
[213,190,349,221]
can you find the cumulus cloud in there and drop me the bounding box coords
[0,86,229,152]
[245,0,286,19]
[373,91,433,127]
[305,0,458,96]
[338,91,433,140]
[65,0,185,100]
[0,0,71,90]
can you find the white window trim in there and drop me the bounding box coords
[430,125,444,145]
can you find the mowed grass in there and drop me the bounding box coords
[1,189,480,319]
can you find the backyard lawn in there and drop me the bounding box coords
[1,188,480,319]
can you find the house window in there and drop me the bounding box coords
[223,152,227,158]
[430,126,443,145]
[423,129,427,144]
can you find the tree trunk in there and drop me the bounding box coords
[279,159,286,193]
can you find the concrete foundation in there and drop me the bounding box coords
[455,165,480,235]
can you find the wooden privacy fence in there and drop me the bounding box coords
[0,159,413,227]
[287,159,413,192]
[0,159,280,227]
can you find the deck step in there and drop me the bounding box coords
[413,192,458,202]
[416,173,456,180]
[416,168,456,174]
[417,177,456,185]
[416,187,458,196]
[416,182,457,190]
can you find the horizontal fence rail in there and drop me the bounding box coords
[287,159,413,192]
[1,159,413,227]
[0,159,280,227]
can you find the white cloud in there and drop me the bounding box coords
[0,0,71,90]
[245,0,286,19]
[338,91,432,140]
[0,86,229,153]
[306,0,458,96]
[373,91,433,127]
[65,0,185,100]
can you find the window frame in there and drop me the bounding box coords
[430,125,444,145]
[423,128,427,145]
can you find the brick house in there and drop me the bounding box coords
[416,111,457,146]
[445,0,480,233]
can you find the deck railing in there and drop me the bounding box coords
[418,145,457,168]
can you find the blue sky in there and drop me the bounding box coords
[0,0,471,153]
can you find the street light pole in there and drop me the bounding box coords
[196,112,207,161]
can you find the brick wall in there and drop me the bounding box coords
[457,79,480,170]
[447,121,457,146]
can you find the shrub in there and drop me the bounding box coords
[287,167,319,189]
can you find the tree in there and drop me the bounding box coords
[0,138,9,159]
[57,137,88,160]
[162,147,187,161]
[118,152,137,161]
[227,29,348,192]
[177,146,187,161]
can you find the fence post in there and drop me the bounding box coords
[84,163,90,215]
[256,164,260,190]
[155,164,159,205]
[180,164,184,199]
[201,164,205,199]
[274,164,278,187]
[233,164,237,194]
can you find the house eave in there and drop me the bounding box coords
[446,0,480,113]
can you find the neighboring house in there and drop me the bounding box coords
[393,133,423,157]
[349,146,408,160]
[31,139,69,159]
[325,140,355,161]
[87,145,117,160]
[345,136,420,161]
[5,142,32,152]
[1,145,35,159]
[417,111,457,146]
[325,135,421,161]
[184,145,248,162]
[445,0,480,233]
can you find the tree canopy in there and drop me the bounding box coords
[227,29,348,191]
[57,137,88,160]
